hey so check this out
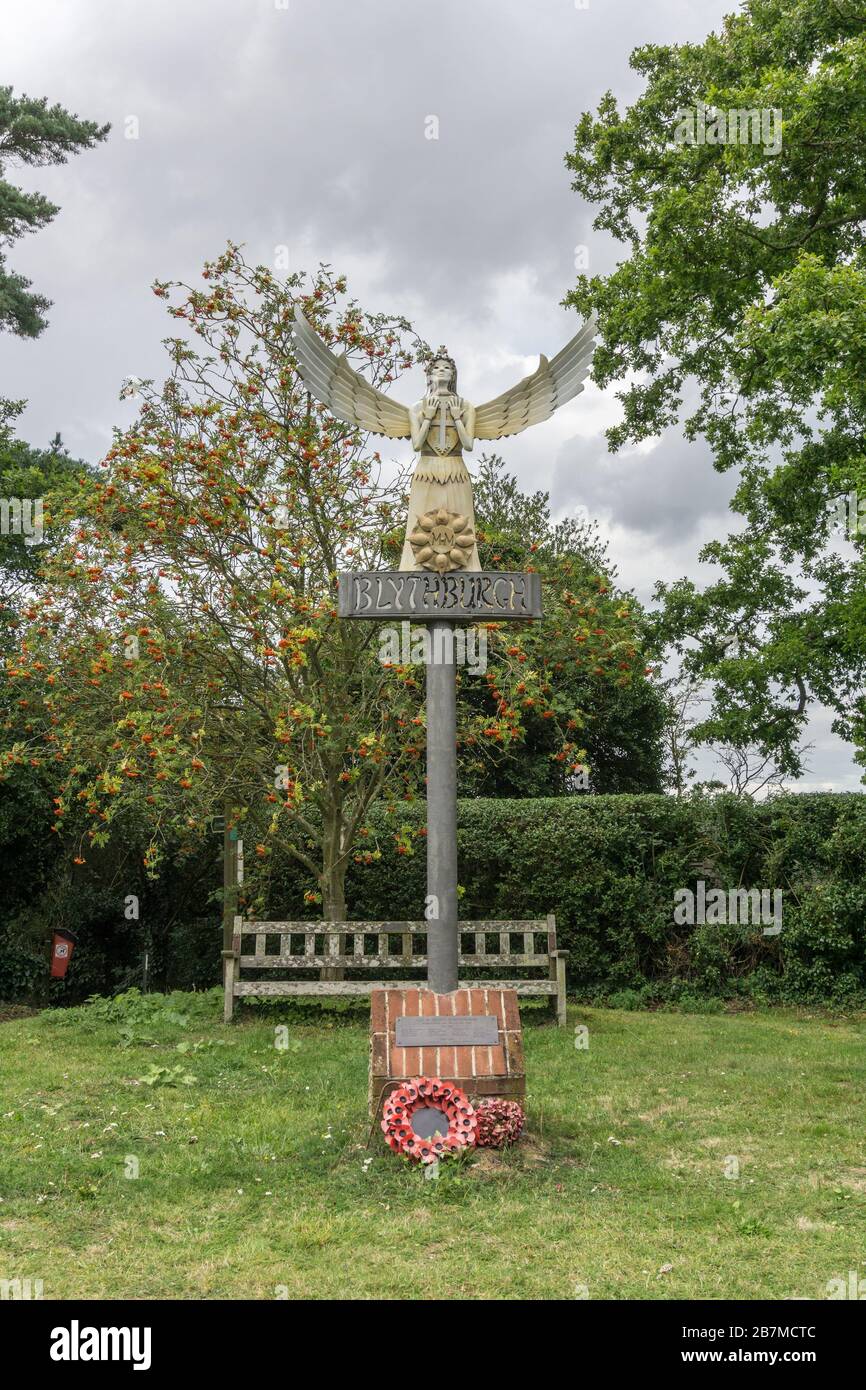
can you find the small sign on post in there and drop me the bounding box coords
[50,928,79,979]
[338,570,542,623]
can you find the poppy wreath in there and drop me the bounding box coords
[381,1077,477,1164]
[475,1098,526,1149]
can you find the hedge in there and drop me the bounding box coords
[3,793,865,1005]
[334,793,866,1005]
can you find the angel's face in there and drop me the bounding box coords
[428,359,455,396]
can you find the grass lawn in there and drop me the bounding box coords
[0,991,863,1300]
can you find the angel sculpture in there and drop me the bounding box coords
[291,311,597,574]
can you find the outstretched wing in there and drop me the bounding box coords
[291,312,412,439]
[473,316,597,441]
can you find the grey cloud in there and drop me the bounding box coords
[552,425,738,545]
[0,0,730,458]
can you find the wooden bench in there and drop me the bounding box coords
[222,915,567,1026]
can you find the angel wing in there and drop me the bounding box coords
[473,316,597,441]
[291,311,412,439]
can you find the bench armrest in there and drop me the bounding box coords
[549,949,569,958]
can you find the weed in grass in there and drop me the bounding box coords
[136,1065,198,1088]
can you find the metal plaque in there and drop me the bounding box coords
[338,571,542,623]
[395,1014,500,1047]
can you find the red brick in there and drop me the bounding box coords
[504,1026,525,1078]
[391,987,417,1076]
[502,989,520,1032]
[453,1044,474,1079]
[487,988,506,1027]
[468,988,487,1019]
[370,989,387,1033]
[370,1032,388,1076]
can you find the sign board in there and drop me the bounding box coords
[338,571,542,622]
[395,1014,500,1048]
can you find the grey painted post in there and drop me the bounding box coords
[426,621,459,994]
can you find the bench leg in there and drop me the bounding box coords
[223,953,236,1023]
[551,954,567,1027]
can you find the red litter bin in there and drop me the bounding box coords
[50,928,79,979]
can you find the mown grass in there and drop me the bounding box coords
[0,991,863,1300]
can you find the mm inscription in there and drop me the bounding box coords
[395,1015,500,1048]
[339,571,542,622]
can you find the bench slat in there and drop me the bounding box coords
[236,919,548,935]
[238,954,550,969]
[234,979,558,997]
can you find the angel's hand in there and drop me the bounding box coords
[449,397,464,421]
[422,399,439,421]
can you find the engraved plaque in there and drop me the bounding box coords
[394,1014,500,1048]
[338,571,542,623]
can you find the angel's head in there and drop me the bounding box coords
[426,347,457,396]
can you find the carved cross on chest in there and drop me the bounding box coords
[428,399,459,456]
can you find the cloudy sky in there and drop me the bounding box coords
[1,0,859,789]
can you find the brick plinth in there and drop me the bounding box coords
[369,986,525,1118]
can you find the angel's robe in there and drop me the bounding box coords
[399,398,481,572]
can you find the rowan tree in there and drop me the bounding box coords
[6,247,429,917]
[5,246,649,919]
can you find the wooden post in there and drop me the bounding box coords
[554,952,567,1028]
[222,813,239,1021]
[222,815,238,952]
[222,950,237,1023]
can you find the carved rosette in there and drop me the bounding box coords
[408,506,476,574]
